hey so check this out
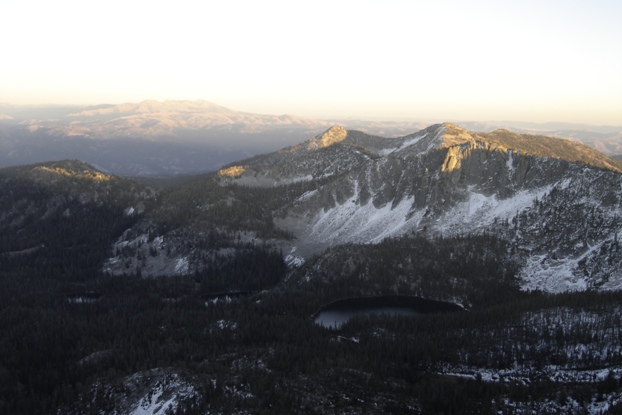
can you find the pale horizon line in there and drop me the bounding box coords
[1,99,621,129]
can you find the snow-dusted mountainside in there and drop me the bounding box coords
[214,123,622,292]
[215,126,398,186]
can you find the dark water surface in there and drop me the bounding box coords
[313,295,463,329]
[314,306,421,329]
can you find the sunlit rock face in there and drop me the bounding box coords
[307,125,349,149]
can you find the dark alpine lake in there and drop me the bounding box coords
[313,295,463,329]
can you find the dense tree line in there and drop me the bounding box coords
[288,234,524,309]
[0,200,136,282]
[149,176,318,239]
[3,228,622,413]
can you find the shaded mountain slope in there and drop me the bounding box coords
[0,160,156,280]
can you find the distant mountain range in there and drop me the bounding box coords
[1,100,620,176]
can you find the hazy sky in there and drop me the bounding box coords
[2,0,621,125]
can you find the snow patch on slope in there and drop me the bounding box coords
[435,186,552,236]
[174,257,189,275]
[506,150,514,175]
[380,132,429,156]
[381,125,447,157]
[426,126,446,152]
[519,237,622,293]
[307,181,418,245]
[125,371,197,415]
[296,189,318,203]
[519,254,589,293]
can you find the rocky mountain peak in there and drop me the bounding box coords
[307,126,348,149]
[381,123,477,159]
[409,123,622,174]
[438,122,478,148]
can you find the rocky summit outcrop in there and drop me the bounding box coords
[307,125,349,149]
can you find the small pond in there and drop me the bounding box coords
[313,295,463,329]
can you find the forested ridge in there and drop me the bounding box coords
[3,160,622,414]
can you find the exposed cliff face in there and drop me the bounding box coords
[307,125,348,149]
